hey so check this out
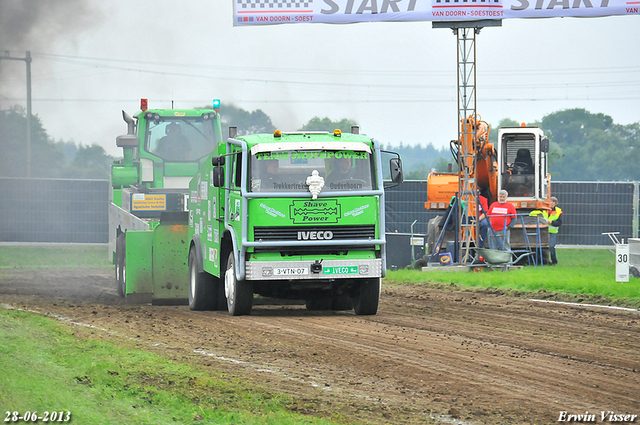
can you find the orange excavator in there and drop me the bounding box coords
[425,115,553,262]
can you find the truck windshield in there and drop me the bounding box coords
[502,135,536,197]
[249,150,375,193]
[146,118,217,162]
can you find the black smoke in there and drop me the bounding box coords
[0,0,98,50]
[0,0,100,89]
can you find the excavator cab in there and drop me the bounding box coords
[497,127,550,204]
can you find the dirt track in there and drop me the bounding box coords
[1,267,639,424]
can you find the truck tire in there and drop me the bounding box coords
[305,297,332,311]
[115,233,126,298]
[353,277,381,316]
[188,246,216,311]
[224,252,253,316]
[332,294,353,311]
[214,276,227,311]
[305,294,352,311]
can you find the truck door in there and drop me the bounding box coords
[499,130,537,199]
[538,140,549,200]
[228,147,244,240]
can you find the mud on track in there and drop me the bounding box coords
[1,267,639,424]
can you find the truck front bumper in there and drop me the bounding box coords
[245,258,382,281]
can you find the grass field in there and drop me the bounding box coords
[0,244,111,268]
[0,309,339,425]
[385,248,640,309]
[0,244,345,425]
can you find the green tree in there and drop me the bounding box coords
[488,118,522,145]
[299,117,358,133]
[381,142,452,178]
[432,156,457,173]
[60,144,115,179]
[213,104,275,138]
[0,106,116,179]
[540,109,640,181]
[405,163,430,180]
[0,106,65,178]
[541,108,613,148]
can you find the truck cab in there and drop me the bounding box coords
[188,128,403,315]
[497,126,550,209]
[111,101,223,194]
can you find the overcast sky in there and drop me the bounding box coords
[1,1,639,157]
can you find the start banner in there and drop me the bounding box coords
[233,0,638,25]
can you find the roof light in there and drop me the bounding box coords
[521,122,526,127]
[274,130,282,138]
[334,129,342,137]
[140,98,148,112]
[212,99,221,112]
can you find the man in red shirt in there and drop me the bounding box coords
[487,190,517,250]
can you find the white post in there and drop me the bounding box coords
[616,241,629,283]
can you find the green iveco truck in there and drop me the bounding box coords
[110,99,402,315]
[188,127,403,315]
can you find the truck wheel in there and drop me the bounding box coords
[224,252,253,316]
[353,278,381,316]
[214,277,227,311]
[332,294,353,311]
[305,297,332,311]
[115,233,126,298]
[188,246,215,311]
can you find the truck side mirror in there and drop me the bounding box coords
[211,156,225,166]
[540,137,550,153]
[116,134,138,148]
[212,166,224,187]
[390,158,403,184]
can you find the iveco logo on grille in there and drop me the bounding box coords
[297,230,334,240]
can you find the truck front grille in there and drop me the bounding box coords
[253,225,376,241]
[252,225,377,255]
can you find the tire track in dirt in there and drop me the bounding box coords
[1,268,639,425]
[206,307,639,418]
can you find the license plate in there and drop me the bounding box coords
[322,266,358,275]
[273,267,309,276]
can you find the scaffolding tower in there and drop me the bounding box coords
[433,20,502,264]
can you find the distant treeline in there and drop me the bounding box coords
[383,109,640,181]
[2,105,638,182]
